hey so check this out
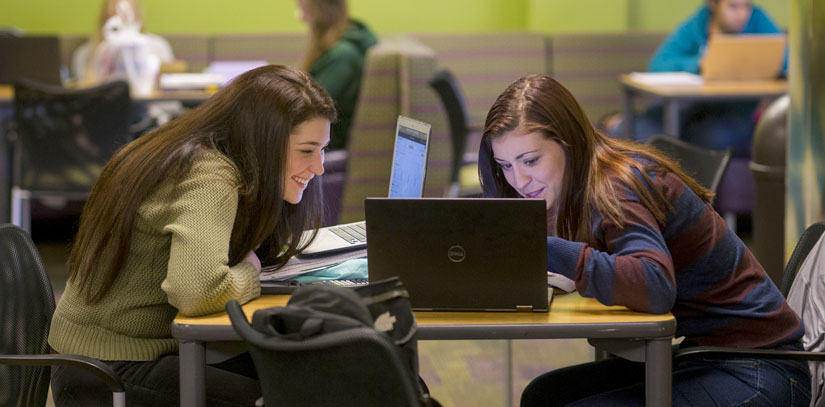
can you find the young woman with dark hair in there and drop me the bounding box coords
[479,74,810,406]
[48,64,336,406]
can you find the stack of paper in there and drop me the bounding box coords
[628,72,704,86]
[260,249,368,281]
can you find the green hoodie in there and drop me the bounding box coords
[309,19,378,150]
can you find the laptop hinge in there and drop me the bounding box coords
[516,305,533,312]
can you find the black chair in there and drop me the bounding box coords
[647,134,732,195]
[10,79,134,232]
[428,69,475,197]
[672,221,825,372]
[0,223,125,406]
[226,300,421,407]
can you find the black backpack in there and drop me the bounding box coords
[248,277,441,407]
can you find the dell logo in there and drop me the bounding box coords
[448,245,466,263]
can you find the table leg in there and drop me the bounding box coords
[645,338,672,407]
[179,340,206,407]
[663,99,680,138]
[622,88,635,140]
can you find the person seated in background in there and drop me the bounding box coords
[477,74,809,406]
[48,65,336,406]
[296,0,377,150]
[614,0,785,157]
[72,0,173,86]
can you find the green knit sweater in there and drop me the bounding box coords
[48,151,261,361]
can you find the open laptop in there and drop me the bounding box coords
[365,198,550,312]
[298,115,432,257]
[701,34,786,81]
[0,36,63,86]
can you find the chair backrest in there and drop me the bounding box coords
[780,221,825,298]
[226,301,421,407]
[647,135,732,195]
[338,37,451,223]
[12,79,133,193]
[429,69,470,184]
[0,223,55,407]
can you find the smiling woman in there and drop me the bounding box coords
[46,65,337,406]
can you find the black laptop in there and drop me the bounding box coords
[365,198,550,312]
[0,36,63,86]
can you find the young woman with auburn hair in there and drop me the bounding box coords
[48,64,336,406]
[479,74,810,406]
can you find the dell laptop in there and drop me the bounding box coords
[299,115,431,257]
[365,198,550,312]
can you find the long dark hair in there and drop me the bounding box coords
[479,74,712,241]
[68,64,336,303]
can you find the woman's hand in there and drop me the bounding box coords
[243,250,262,272]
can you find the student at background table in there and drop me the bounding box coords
[296,0,377,150]
[610,0,785,156]
[478,74,809,406]
[48,65,335,406]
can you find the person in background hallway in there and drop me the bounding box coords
[297,0,377,150]
[478,74,810,406]
[614,0,785,157]
[72,0,173,85]
[48,65,336,406]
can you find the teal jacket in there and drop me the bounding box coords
[309,19,378,150]
[649,4,786,75]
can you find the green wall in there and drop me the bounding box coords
[0,0,789,35]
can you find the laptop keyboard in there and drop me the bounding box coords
[329,221,367,244]
[311,279,369,287]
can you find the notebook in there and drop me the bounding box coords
[0,36,63,86]
[365,198,550,312]
[298,115,432,257]
[701,34,786,81]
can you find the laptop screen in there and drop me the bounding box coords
[388,118,430,198]
[0,36,63,86]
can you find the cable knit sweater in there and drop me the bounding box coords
[49,151,261,361]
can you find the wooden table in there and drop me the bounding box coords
[0,84,215,108]
[173,292,676,407]
[619,74,787,139]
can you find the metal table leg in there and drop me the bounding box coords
[663,99,680,138]
[645,338,672,407]
[179,340,206,407]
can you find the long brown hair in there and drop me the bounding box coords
[479,74,712,241]
[300,0,351,72]
[68,64,336,304]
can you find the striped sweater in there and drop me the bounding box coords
[548,167,803,348]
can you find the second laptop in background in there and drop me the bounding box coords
[299,115,432,257]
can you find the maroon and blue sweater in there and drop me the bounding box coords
[548,167,803,349]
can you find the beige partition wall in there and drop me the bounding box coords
[786,0,825,255]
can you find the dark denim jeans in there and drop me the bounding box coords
[521,346,811,407]
[629,101,758,158]
[51,352,261,407]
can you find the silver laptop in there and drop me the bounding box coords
[701,34,786,81]
[365,198,550,312]
[299,116,432,257]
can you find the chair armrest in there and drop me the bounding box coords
[673,346,825,363]
[0,353,125,393]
